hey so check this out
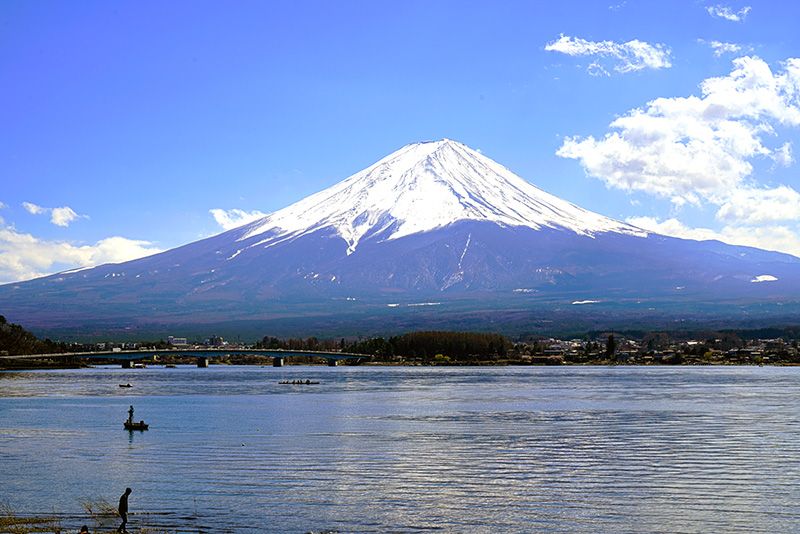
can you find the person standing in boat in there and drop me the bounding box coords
[127,405,134,424]
[117,487,132,533]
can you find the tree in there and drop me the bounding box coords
[605,334,617,358]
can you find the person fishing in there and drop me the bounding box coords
[127,405,134,424]
[117,487,132,533]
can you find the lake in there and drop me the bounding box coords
[1,365,800,533]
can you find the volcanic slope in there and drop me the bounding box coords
[3,139,800,336]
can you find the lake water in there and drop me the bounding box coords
[1,365,800,533]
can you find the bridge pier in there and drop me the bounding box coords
[196,357,209,368]
[121,360,133,369]
[273,357,285,367]
[327,359,339,367]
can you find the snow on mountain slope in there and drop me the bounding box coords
[238,139,646,255]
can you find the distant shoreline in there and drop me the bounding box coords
[3,360,800,371]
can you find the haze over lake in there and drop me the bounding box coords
[2,365,800,533]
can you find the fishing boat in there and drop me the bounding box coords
[124,405,149,431]
[124,420,149,431]
[119,383,133,388]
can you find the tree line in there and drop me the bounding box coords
[256,331,511,361]
[0,315,71,356]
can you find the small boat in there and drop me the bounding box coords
[124,420,149,431]
[279,380,320,385]
[165,364,176,368]
[119,383,133,388]
[124,405,148,431]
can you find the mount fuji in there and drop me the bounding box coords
[3,139,800,338]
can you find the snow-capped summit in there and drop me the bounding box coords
[238,139,645,254]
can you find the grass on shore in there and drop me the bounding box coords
[0,503,59,533]
[0,501,172,533]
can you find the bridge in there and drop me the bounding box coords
[0,348,372,368]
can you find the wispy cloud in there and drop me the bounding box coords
[22,202,86,227]
[545,34,671,75]
[209,208,268,231]
[706,4,751,22]
[703,40,743,57]
[22,201,47,215]
[0,226,162,283]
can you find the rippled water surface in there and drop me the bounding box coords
[2,365,800,533]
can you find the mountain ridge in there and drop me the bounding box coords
[2,139,800,336]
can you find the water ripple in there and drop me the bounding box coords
[2,366,800,532]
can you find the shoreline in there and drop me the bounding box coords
[3,360,800,371]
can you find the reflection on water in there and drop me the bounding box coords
[1,365,800,532]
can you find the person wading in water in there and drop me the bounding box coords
[117,487,132,533]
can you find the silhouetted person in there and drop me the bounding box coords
[79,526,89,534]
[127,406,134,424]
[117,487,132,533]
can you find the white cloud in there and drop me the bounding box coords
[210,208,267,231]
[626,216,800,257]
[22,202,86,227]
[0,226,162,283]
[0,201,7,209]
[50,206,80,227]
[587,61,610,77]
[626,217,722,241]
[561,55,800,258]
[22,201,46,215]
[707,40,742,57]
[558,56,800,207]
[773,142,793,166]
[545,34,671,75]
[715,186,800,224]
[706,4,751,22]
[752,275,778,282]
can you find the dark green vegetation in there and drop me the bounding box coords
[0,316,99,368]
[0,315,74,356]
[257,331,511,363]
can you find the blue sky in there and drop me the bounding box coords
[2,0,800,282]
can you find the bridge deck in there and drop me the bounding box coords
[0,348,371,361]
